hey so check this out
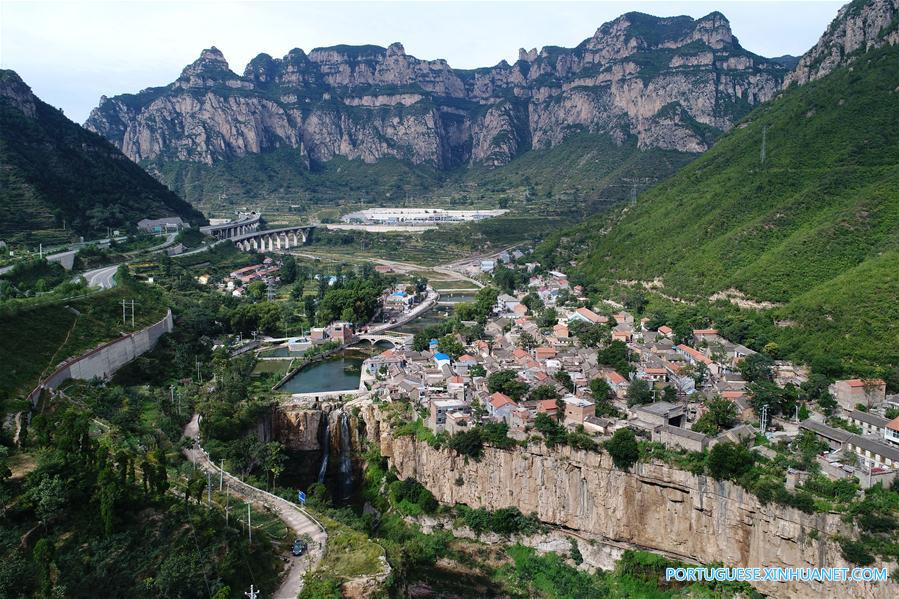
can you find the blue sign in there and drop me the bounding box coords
[298,490,306,504]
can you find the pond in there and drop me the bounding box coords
[277,351,366,394]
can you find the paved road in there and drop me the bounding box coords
[182,415,327,598]
[83,264,119,289]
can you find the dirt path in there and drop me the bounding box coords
[182,415,327,598]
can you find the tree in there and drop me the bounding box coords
[265,442,287,490]
[246,280,266,301]
[597,341,631,377]
[517,332,537,350]
[537,307,559,328]
[706,442,755,480]
[692,397,738,435]
[625,379,653,407]
[604,429,639,471]
[280,255,298,284]
[529,384,559,402]
[487,370,529,401]
[740,353,774,383]
[554,370,574,393]
[437,334,464,358]
[590,378,611,402]
[32,474,67,529]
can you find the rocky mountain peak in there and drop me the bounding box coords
[0,69,37,118]
[786,0,898,85]
[386,42,406,57]
[177,46,236,87]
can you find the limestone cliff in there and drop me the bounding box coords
[359,404,897,598]
[785,0,899,86]
[85,12,786,170]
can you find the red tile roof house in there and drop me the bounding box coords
[657,325,673,337]
[676,344,721,377]
[553,323,569,338]
[487,392,516,421]
[534,347,558,361]
[604,370,630,397]
[536,399,560,419]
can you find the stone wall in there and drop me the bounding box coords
[360,403,897,598]
[27,309,174,405]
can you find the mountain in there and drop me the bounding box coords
[538,0,899,373]
[0,70,205,246]
[84,12,788,209]
[785,0,899,85]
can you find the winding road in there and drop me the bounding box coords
[182,415,327,598]
[83,264,119,289]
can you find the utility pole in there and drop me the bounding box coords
[207,470,212,505]
[196,357,201,384]
[130,299,135,327]
[760,404,769,434]
[122,299,127,325]
[248,504,252,543]
[220,461,224,491]
[39,243,43,259]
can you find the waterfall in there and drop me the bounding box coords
[338,411,354,501]
[317,414,330,483]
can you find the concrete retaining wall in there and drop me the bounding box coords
[27,309,174,405]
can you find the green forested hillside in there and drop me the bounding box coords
[540,44,899,372]
[0,70,204,245]
[152,133,694,222]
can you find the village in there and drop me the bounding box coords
[349,259,899,491]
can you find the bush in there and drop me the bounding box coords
[388,478,438,516]
[604,429,639,471]
[706,442,755,481]
[840,539,875,566]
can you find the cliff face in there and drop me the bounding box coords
[360,404,896,598]
[785,0,899,86]
[85,11,787,169]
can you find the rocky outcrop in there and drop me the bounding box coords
[785,0,899,86]
[359,403,897,598]
[0,70,37,118]
[86,11,788,170]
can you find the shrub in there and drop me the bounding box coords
[604,429,639,471]
[706,442,755,480]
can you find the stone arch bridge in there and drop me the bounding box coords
[231,226,315,252]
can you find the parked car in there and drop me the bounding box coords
[291,538,307,556]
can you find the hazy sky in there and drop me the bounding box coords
[1,0,843,123]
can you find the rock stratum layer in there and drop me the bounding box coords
[360,404,897,598]
[85,11,787,169]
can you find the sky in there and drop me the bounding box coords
[1,0,844,123]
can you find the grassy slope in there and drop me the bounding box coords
[0,279,170,401]
[550,45,899,370]
[0,70,204,245]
